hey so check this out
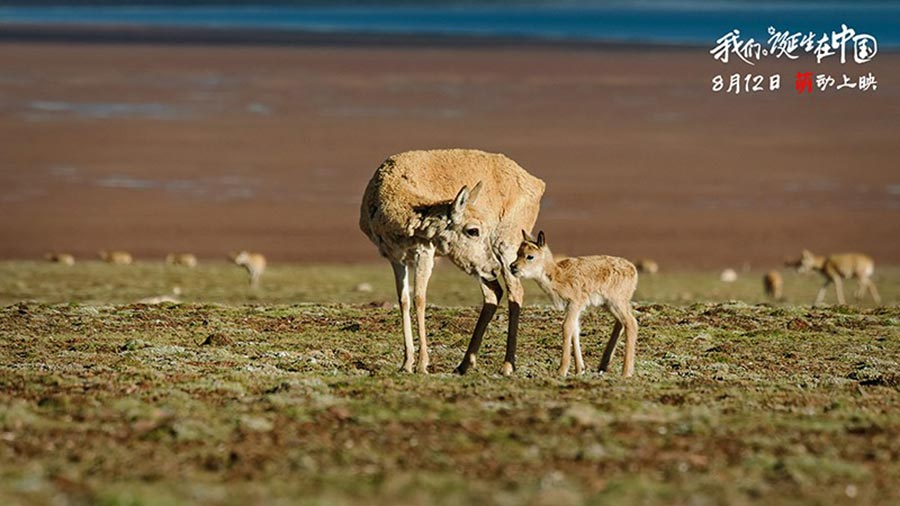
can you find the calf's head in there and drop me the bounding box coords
[510,230,549,279]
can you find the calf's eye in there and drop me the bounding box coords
[526,255,534,261]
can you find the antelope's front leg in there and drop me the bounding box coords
[502,266,524,376]
[833,276,846,305]
[559,303,581,377]
[454,278,503,375]
[413,245,436,373]
[573,314,585,375]
[815,280,830,306]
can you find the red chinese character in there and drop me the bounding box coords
[795,72,813,94]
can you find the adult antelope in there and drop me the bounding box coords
[360,149,545,375]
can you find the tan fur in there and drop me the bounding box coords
[763,270,783,301]
[98,250,133,265]
[166,253,198,268]
[360,149,545,374]
[45,252,75,266]
[635,259,659,275]
[231,251,266,289]
[789,250,880,305]
[511,231,639,378]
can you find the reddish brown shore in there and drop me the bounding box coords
[0,37,897,268]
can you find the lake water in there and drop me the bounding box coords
[1,1,898,48]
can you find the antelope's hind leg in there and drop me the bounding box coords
[598,319,623,374]
[608,301,638,378]
[392,261,415,373]
[866,279,882,305]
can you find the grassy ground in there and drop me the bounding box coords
[1,261,898,307]
[0,262,898,505]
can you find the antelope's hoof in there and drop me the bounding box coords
[557,367,569,378]
[400,361,414,373]
[416,364,430,374]
[500,362,515,376]
[454,355,476,375]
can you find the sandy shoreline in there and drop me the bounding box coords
[1,38,897,268]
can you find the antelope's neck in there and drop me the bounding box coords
[537,258,565,307]
[814,256,827,270]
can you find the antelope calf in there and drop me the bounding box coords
[99,250,133,265]
[166,253,198,268]
[231,251,266,289]
[763,270,783,301]
[789,250,880,305]
[45,253,75,266]
[510,231,639,378]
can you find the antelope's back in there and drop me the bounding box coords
[360,149,545,247]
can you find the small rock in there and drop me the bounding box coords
[355,282,374,293]
[239,415,274,433]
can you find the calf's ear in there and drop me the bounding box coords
[537,231,546,247]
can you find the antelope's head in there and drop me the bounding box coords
[510,230,550,279]
[788,249,818,273]
[415,181,498,279]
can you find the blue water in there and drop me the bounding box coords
[1,1,899,48]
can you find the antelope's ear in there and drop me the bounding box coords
[468,181,483,205]
[537,231,546,247]
[450,185,470,222]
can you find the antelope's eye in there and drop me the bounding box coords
[526,254,535,261]
[465,227,480,238]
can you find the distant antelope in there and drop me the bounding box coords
[99,250,133,265]
[634,259,659,275]
[789,250,880,305]
[230,251,266,289]
[763,270,783,301]
[45,252,75,266]
[510,231,639,378]
[166,253,198,268]
[360,149,544,375]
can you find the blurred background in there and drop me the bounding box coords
[1,0,898,269]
